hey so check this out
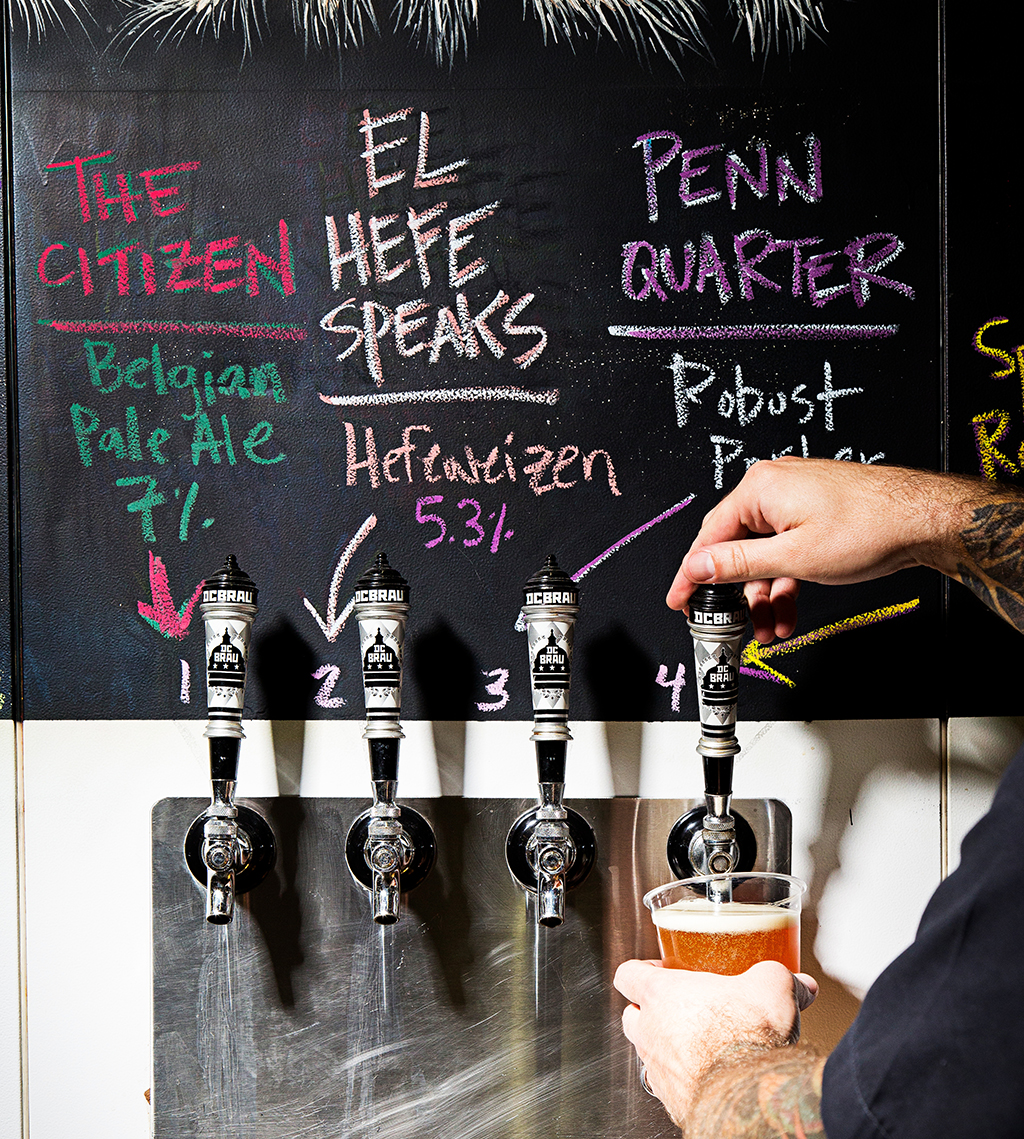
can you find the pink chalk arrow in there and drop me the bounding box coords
[138,552,204,640]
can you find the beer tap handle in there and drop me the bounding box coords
[345,553,435,924]
[184,555,275,924]
[666,583,758,881]
[506,555,595,927]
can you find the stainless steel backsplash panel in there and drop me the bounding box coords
[153,797,790,1139]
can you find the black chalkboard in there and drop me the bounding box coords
[943,4,1024,714]
[6,1,951,723]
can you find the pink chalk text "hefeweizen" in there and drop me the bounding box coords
[341,422,621,497]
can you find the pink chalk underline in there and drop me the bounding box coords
[607,323,899,341]
[572,496,695,582]
[41,319,307,341]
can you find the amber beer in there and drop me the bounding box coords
[644,874,805,976]
[652,899,799,975]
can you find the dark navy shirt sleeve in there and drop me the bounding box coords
[822,743,1024,1138]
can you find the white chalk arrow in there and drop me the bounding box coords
[301,514,378,642]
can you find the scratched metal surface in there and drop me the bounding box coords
[153,797,786,1139]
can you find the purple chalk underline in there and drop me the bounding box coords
[608,323,899,341]
[43,319,307,341]
[572,496,695,582]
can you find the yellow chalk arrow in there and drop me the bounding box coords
[741,599,921,688]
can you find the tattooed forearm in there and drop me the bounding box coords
[957,500,1024,633]
[685,1047,826,1139]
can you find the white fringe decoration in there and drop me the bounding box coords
[14,0,826,65]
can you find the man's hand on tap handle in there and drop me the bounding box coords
[615,959,821,1137]
[667,456,1024,643]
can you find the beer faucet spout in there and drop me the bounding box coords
[529,795,577,927]
[200,785,243,923]
[364,784,415,924]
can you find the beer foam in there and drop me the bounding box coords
[652,899,794,933]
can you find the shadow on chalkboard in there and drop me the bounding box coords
[410,621,478,797]
[249,619,315,1005]
[254,618,316,794]
[582,626,655,797]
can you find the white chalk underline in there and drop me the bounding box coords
[319,386,560,407]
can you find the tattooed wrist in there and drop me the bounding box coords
[685,1046,826,1139]
[956,499,1024,633]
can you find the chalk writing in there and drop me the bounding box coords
[655,662,687,711]
[476,668,511,711]
[414,495,514,551]
[971,318,1024,480]
[312,664,347,708]
[616,131,913,329]
[634,134,822,222]
[662,356,880,487]
[38,221,295,299]
[300,514,378,643]
[46,151,199,224]
[320,289,546,387]
[75,407,284,471]
[670,357,862,431]
[621,231,913,310]
[137,551,204,640]
[69,339,287,488]
[708,433,884,489]
[116,476,215,543]
[341,422,620,497]
[320,105,549,389]
[179,660,191,703]
[740,599,921,687]
[80,338,287,414]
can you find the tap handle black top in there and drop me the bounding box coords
[201,554,259,609]
[354,551,410,611]
[522,554,579,612]
[687,583,747,631]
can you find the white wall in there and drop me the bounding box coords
[1,722,21,1139]
[9,715,1019,1137]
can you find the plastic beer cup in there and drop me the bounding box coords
[643,873,806,975]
